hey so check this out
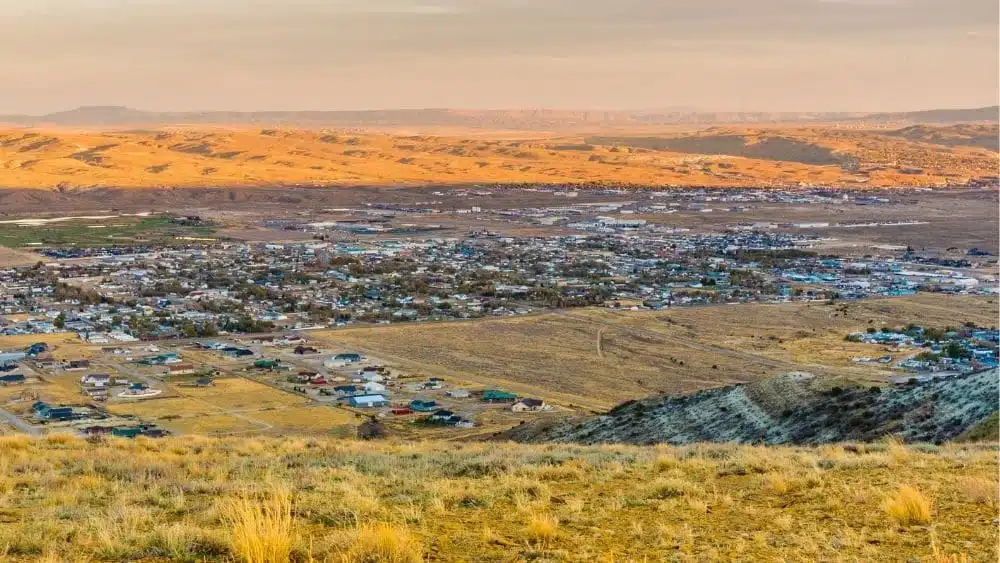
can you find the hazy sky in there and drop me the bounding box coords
[1,0,997,113]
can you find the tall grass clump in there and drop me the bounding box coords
[958,476,997,506]
[883,486,931,526]
[524,512,559,545]
[222,486,295,563]
[340,522,423,563]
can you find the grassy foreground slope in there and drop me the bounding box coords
[0,435,996,562]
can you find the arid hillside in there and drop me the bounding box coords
[506,369,999,446]
[0,435,995,561]
[312,295,998,410]
[0,124,995,189]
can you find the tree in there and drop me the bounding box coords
[944,342,970,359]
[53,312,66,329]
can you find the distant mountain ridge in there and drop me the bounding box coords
[0,105,996,130]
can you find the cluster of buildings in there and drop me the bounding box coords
[849,324,999,378]
[0,224,992,341]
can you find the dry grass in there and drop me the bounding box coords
[312,295,997,407]
[0,437,994,561]
[958,477,998,506]
[221,486,296,563]
[337,522,423,563]
[525,512,560,545]
[883,486,933,526]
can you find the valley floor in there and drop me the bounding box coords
[0,435,996,561]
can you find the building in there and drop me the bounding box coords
[0,373,25,385]
[511,398,549,412]
[65,359,91,371]
[33,401,76,421]
[166,363,196,376]
[80,373,111,387]
[324,352,362,368]
[348,394,389,408]
[482,389,517,403]
[409,399,437,412]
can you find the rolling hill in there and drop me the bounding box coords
[0,124,995,189]
[505,369,999,446]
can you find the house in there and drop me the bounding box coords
[358,367,385,382]
[85,387,109,401]
[65,359,90,371]
[222,346,254,358]
[482,389,517,403]
[324,352,362,367]
[511,398,549,412]
[429,409,455,421]
[166,363,196,376]
[0,352,26,364]
[446,389,470,398]
[363,381,387,393]
[409,399,437,412]
[112,426,143,438]
[32,401,76,421]
[348,394,389,408]
[294,345,319,355]
[137,352,179,365]
[391,408,413,415]
[0,373,25,385]
[333,385,359,397]
[81,373,111,387]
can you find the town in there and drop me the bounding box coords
[0,186,995,439]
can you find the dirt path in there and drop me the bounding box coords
[0,407,42,436]
[596,326,606,359]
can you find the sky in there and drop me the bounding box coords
[0,0,997,113]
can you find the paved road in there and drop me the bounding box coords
[0,407,42,436]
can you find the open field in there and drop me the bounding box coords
[0,435,995,561]
[0,246,40,267]
[310,295,997,410]
[0,124,996,189]
[0,214,215,248]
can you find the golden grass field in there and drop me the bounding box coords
[0,125,995,189]
[310,295,998,410]
[0,435,995,562]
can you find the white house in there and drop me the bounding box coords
[80,374,111,387]
[363,381,387,393]
[511,398,550,413]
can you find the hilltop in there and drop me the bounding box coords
[0,124,996,189]
[0,435,995,561]
[504,369,999,446]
